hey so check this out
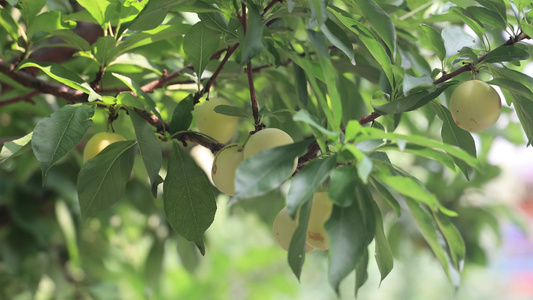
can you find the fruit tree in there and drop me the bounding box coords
[0,0,532,298]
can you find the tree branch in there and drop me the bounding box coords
[0,90,40,107]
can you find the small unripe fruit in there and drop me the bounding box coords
[306,192,333,250]
[211,144,244,195]
[195,98,238,143]
[83,132,126,162]
[272,207,315,253]
[449,80,501,132]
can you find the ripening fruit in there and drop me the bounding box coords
[243,128,294,160]
[306,192,333,250]
[449,80,501,132]
[211,144,244,195]
[195,98,238,143]
[83,132,125,162]
[272,207,315,253]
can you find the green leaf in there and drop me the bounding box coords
[421,24,446,61]
[199,11,235,36]
[403,74,434,95]
[18,0,46,24]
[441,26,476,57]
[326,200,369,294]
[308,0,327,25]
[51,29,91,51]
[329,8,394,85]
[0,132,33,163]
[288,199,312,280]
[354,248,369,297]
[373,82,455,115]
[118,24,191,54]
[287,155,337,217]
[307,29,330,58]
[511,95,533,146]
[449,7,486,42]
[32,104,94,177]
[317,54,343,131]
[293,110,339,138]
[128,108,162,186]
[368,176,401,217]
[466,6,506,30]
[405,198,460,287]
[27,10,76,40]
[170,95,194,134]
[214,105,250,119]
[475,0,507,23]
[433,210,465,270]
[128,0,184,31]
[482,46,529,63]
[372,201,394,285]
[352,0,396,55]
[93,36,118,66]
[234,140,311,200]
[375,173,440,211]
[431,103,476,180]
[112,73,163,129]
[320,19,355,63]
[77,0,117,27]
[241,0,264,64]
[16,60,101,101]
[328,165,357,207]
[163,141,217,255]
[183,22,221,82]
[0,7,20,42]
[378,143,456,171]
[77,141,137,220]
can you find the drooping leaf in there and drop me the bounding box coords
[77,141,137,220]
[433,210,465,270]
[405,198,461,287]
[234,140,312,200]
[421,24,446,61]
[317,54,343,132]
[0,132,33,163]
[328,165,358,207]
[16,60,100,101]
[326,200,369,294]
[511,95,533,146]
[27,10,76,40]
[449,7,486,42]
[354,248,369,297]
[18,0,46,24]
[368,176,401,217]
[51,29,91,51]
[0,7,20,42]
[287,155,337,218]
[241,0,264,64]
[431,103,476,180]
[163,141,217,255]
[377,143,456,171]
[372,200,394,284]
[375,173,440,211]
[128,108,162,186]
[288,199,312,280]
[466,6,506,30]
[320,19,355,63]
[329,8,394,85]
[214,105,250,119]
[32,104,94,177]
[117,24,191,54]
[183,22,221,82]
[93,36,118,66]
[352,0,396,55]
[170,94,194,134]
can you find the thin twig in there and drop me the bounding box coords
[0,90,40,107]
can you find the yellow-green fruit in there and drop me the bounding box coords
[449,80,501,132]
[306,192,333,250]
[195,98,238,143]
[272,207,314,252]
[211,144,244,195]
[83,132,126,162]
[243,128,294,160]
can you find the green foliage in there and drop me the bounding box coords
[1,0,532,298]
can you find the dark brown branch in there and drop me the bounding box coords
[176,132,225,153]
[262,0,284,17]
[0,90,40,107]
